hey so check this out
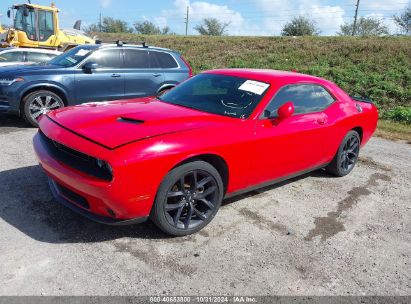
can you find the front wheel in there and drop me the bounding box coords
[151,161,224,236]
[22,90,64,127]
[326,130,360,177]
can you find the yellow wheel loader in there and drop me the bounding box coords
[2,2,95,51]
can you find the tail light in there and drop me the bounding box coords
[180,56,193,77]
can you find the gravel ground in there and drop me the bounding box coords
[0,114,410,296]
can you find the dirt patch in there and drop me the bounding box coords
[358,156,391,172]
[238,208,288,234]
[304,173,391,242]
[112,239,197,276]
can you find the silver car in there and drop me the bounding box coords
[0,48,61,67]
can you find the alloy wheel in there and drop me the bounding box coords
[29,95,62,121]
[340,135,359,172]
[164,170,219,230]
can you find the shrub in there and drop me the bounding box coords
[382,107,411,124]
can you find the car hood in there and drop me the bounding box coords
[46,98,228,149]
[0,64,63,74]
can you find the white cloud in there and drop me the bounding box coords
[301,4,345,35]
[158,0,249,35]
[100,0,111,9]
[153,0,407,36]
[258,1,345,35]
[359,0,407,11]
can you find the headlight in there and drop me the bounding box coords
[95,158,113,178]
[0,77,25,86]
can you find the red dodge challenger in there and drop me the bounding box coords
[33,69,378,236]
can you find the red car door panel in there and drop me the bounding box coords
[250,83,339,185]
[252,112,330,186]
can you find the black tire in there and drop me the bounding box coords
[22,90,64,127]
[151,160,224,236]
[326,130,360,177]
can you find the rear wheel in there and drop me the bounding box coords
[22,90,64,127]
[326,130,360,177]
[151,161,224,236]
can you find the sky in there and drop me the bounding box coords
[0,0,409,36]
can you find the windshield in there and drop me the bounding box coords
[159,74,270,119]
[14,6,37,40]
[48,46,98,67]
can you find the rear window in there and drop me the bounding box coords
[0,51,24,62]
[151,51,178,69]
[26,52,56,63]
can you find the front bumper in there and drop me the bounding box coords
[33,127,154,225]
[0,85,20,115]
[48,177,148,225]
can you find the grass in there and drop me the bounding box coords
[97,33,410,111]
[376,120,411,141]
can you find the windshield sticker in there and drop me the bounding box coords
[238,80,269,95]
[75,49,91,57]
[66,57,77,64]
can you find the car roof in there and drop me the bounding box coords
[204,69,330,86]
[0,47,61,54]
[97,44,177,54]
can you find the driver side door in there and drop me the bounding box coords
[74,48,125,103]
[252,84,336,185]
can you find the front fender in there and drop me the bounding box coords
[18,81,70,103]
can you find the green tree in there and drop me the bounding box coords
[281,16,320,36]
[194,18,230,36]
[85,17,132,33]
[393,8,411,35]
[134,21,172,35]
[338,17,389,36]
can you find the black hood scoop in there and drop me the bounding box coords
[117,117,145,124]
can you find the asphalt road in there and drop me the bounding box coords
[0,114,410,296]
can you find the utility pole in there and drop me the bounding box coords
[352,0,360,36]
[99,12,102,32]
[184,6,189,36]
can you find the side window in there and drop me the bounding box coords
[151,51,178,68]
[26,52,55,63]
[88,49,123,68]
[123,49,149,68]
[265,84,335,116]
[38,10,54,41]
[0,51,24,62]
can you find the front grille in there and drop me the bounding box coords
[54,181,90,209]
[39,131,112,181]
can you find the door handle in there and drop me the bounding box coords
[153,73,161,77]
[111,73,121,78]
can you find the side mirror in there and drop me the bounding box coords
[7,9,11,18]
[82,62,98,73]
[264,101,295,120]
[23,6,29,17]
[277,102,295,119]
